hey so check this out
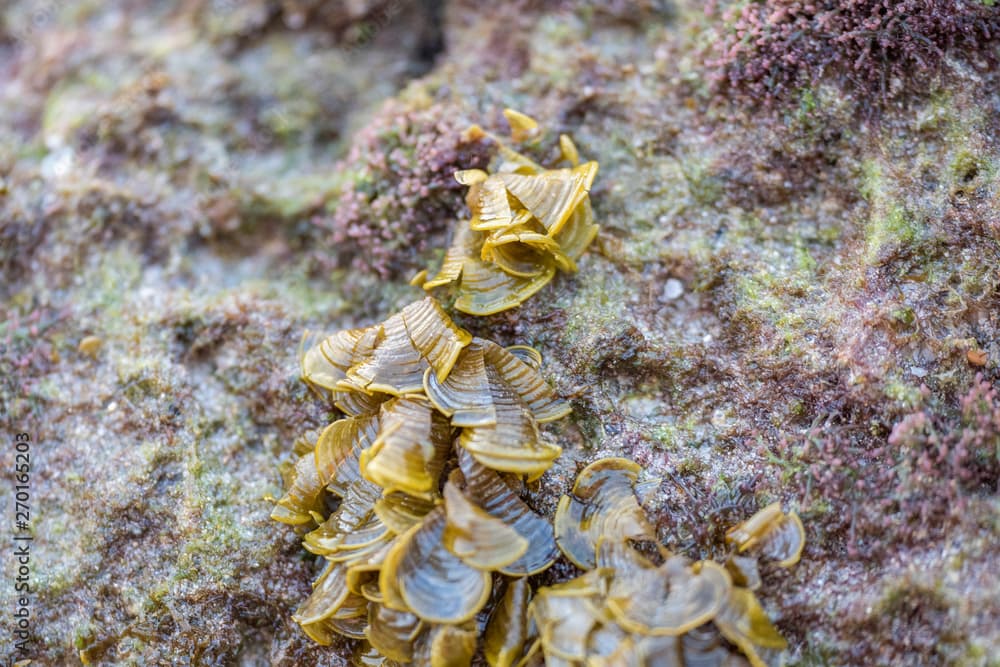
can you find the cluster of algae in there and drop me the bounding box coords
[272,296,570,659]
[272,112,807,666]
[543,460,805,667]
[419,109,599,316]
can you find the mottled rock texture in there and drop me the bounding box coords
[1,1,997,665]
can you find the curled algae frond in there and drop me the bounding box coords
[301,327,386,415]
[502,108,540,142]
[456,448,559,576]
[725,502,805,568]
[315,414,379,497]
[442,474,529,570]
[276,297,806,665]
[484,578,533,667]
[293,561,355,644]
[424,338,571,426]
[359,397,452,499]
[605,554,731,637]
[271,437,326,525]
[428,337,569,479]
[553,457,657,568]
[421,110,600,315]
[412,623,479,667]
[531,569,612,662]
[366,605,422,662]
[714,588,788,667]
[302,479,384,557]
[343,298,472,395]
[724,555,763,591]
[381,505,492,624]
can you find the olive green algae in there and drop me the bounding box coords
[2,1,999,666]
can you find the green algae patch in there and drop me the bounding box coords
[860,160,923,264]
[864,203,921,265]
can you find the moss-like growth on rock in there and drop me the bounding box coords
[312,98,492,278]
[709,0,1000,107]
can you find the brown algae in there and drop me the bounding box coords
[271,108,803,663]
[272,296,570,658]
[421,109,599,315]
[275,392,806,666]
[531,459,805,667]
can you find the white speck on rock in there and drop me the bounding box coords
[41,146,74,180]
[660,278,684,302]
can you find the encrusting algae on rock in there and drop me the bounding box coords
[421,109,599,315]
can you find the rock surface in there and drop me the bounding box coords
[1,1,998,665]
